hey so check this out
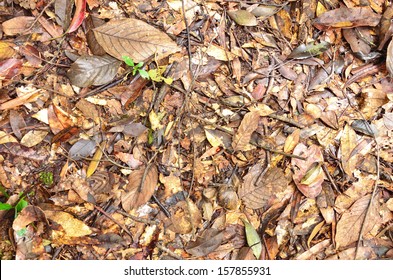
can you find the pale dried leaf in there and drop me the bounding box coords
[228,10,257,26]
[20,130,48,147]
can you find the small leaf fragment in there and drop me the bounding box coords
[288,41,330,59]
[86,141,106,178]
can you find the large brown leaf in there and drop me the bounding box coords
[335,194,380,249]
[232,111,259,151]
[93,18,181,62]
[121,165,158,212]
[238,165,291,209]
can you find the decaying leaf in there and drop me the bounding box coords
[232,111,259,151]
[186,228,223,257]
[121,165,158,212]
[67,55,121,87]
[238,165,291,209]
[93,18,181,62]
[228,10,257,26]
[168,199,202,234]
[336,194,380,249]
[313,7,381,30]
[292,144,325,198]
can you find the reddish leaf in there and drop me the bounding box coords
[291,144,324,198]
[67,0,87,33]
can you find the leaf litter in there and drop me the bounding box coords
[0,0,392,260]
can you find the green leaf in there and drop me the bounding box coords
[136,62,144,68]
[16,228,27,237]
[242,218,262,259]
[0,203,13,210]
[122,55,135,67]
[138,69,150,79]
[15,198,28,213]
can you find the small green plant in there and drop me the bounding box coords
[39,171,54,185]
[0,188,28,218]
[122,56,150,79]
[122,56,173,85]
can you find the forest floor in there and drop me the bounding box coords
[0,0,393,260]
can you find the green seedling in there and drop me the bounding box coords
[122,56,150,79]
[122,56,173,85]
[0,189,28,218]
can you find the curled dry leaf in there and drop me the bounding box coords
[93,18,181,62]
[186,228,224,257]
[67,0,87,33]
[291,144,324,198]
[121,165,158,212]
[67,55,121,87]
[238,165,291,209]
[335,194,380,249]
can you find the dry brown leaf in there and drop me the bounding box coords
[2,16,35,36]
[340,124,358,176]
[186,228,223,257]
[93,18,181,62]
[44,210,92,237]
[313,7,381,30]
[121,165,158,212]
[335,194,380,249]
[232,111,259,151]
[292,144,325,198]
[228,10,257,26]
[168,199,202,234]
[238,165,291,209]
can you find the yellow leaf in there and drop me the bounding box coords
[86,141,106,178]
[0,131,18,144]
